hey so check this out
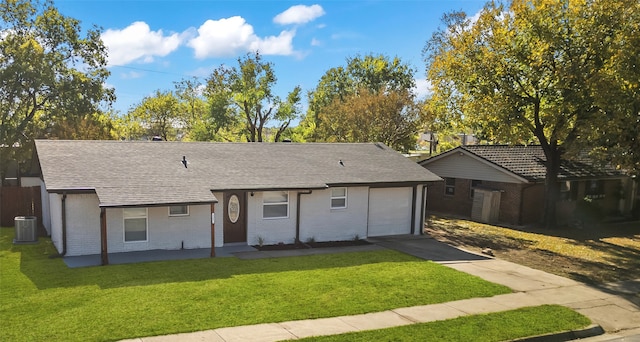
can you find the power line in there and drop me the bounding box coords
[109,64,207,79]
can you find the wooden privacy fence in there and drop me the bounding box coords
[0,186,43,230]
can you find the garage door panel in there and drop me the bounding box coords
[368,188,412,237]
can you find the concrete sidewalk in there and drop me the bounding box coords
[120,238,640,342]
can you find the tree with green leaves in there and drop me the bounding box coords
[42,111,119,140]
[128,90,183,141]
[0,0,113,179]
[205,52,302,142]
[424,0,639,228]
[584,1,640,174]
[303,54,420,149]
[315,88,421,152]
[174,78,206,138]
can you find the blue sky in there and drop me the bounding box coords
[56,0,486,115]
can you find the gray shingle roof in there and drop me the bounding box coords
[453,145,621,182]
[36,140,441,207]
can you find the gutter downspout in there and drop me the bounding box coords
[61,192,67,256]
[296,190,313,244]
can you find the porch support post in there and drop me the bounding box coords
[210,203,216,257]
[410,185,417,235]
[100,207,109,265]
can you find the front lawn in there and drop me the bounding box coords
[0,227,510,342]
[297,305,591,342]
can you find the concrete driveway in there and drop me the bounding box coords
[367,234,490,262]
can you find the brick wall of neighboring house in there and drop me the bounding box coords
[529,179,623,226]
[427,178,530,226]
[580,179,623,216]
[427,177,625,226]
[480,181,525,225]
[426,179,473,218]
[522,184,545,225]
[604,179,624,214]
[556,201,575,225]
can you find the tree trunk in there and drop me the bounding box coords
[532,98,562,229]
[274,120,290,142]
[542,144,561,229]
[257,125,263,142]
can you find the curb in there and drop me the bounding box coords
[513,324,605,342]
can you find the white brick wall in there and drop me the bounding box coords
[48,193,62,254]
[299,187,369,242]
[65,194,101,256]
[106,204,212,253]
[245,186,417,245]
[49,185,424,256]
[247,191,297,245]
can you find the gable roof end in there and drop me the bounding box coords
[421,145,623,182]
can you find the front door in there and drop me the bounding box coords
[223,191,247,243]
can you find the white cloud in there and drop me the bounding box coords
[249,30,295,55]
[310,38,321,46]
[102,22,182,66]
[188,16,295,58]
[121,71,143,79]
[273,4,325,25]
[188,66,215,78]
[330,31,362,40]
[414,78,433,99]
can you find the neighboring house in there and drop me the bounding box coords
[35,140,441,264]
[419,145,634,226]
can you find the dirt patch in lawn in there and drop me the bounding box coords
[254,239,371,251]
[425,215,640,285]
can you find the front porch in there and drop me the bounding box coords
[63,244,257,268]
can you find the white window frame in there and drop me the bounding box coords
[169,205,189,217]
[123,208,148,243]
[263,191,289,219]
[444,178,456,196]
[330,187,348,209]
[470,180,482,199]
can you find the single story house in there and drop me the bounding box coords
[35,140,441,264]
[419,145,634,226]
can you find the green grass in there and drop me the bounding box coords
[297,305,591,341]
[0,227,510,342]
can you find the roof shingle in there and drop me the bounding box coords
[458,145,622,181]
[36,140,441,207]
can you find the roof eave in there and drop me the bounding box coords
[99,200,219,208]
[421,147,531,184]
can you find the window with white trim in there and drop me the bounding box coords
[559,181,572,201]
[470,180,482,198]
[169,205,189,216]
[444,178,456,196]
[330,188,347,209]
[123,208,147,242]
[585,180,605,199]
[263,191,289,219]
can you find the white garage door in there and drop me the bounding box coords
[367,187,412,237]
